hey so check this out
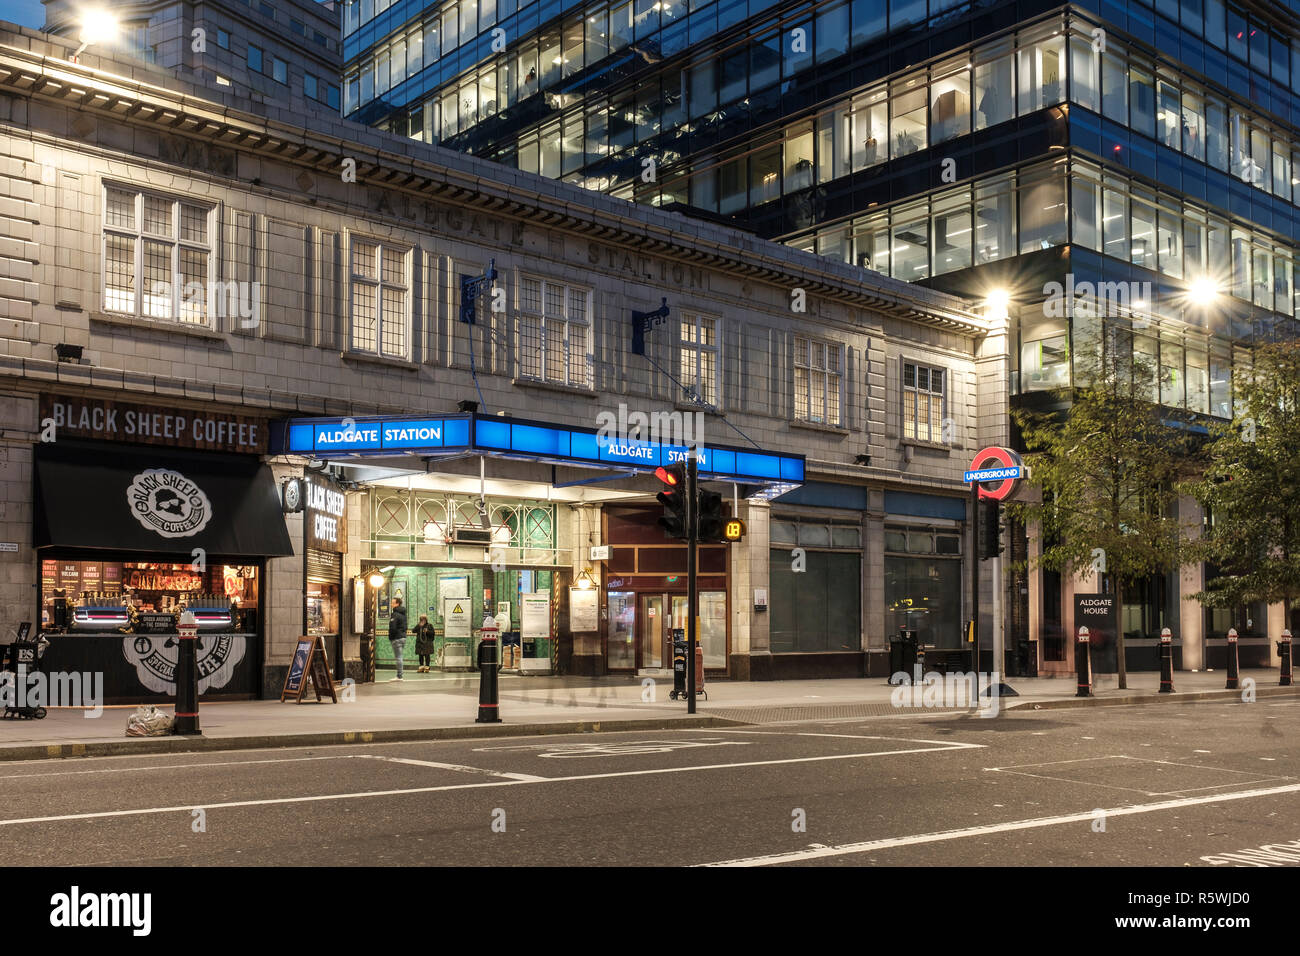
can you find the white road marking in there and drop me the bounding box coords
[355,755,545,781]
[985,754,1290,797]
[698,782,1300,867]
[0,742,982,828]
[685,729,983,748]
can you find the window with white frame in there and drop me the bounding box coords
[102,186,214,324]
[795,336,843,424]
[679,312,720,407]
[516,276,592,387]
[902,360,946,442]
[349,238,409,357]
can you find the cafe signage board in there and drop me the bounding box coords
[40,394,268,455]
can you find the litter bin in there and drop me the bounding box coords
[888,628,918,684]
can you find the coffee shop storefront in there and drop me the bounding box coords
[31,394,294,703]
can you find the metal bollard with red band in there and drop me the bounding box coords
[172,609,201,735]
[1279,629,1293,687]
[1158,627,1175,694]
[1075,626,1093,698]
[1225,627,1240,690]
[476,614,502,724]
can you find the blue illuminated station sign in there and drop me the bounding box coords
[273,414,804,485]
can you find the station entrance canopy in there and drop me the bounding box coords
[269,413,804,494]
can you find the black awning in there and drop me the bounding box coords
[35,441,294,556]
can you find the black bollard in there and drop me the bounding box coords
[1279,630,1293,687]
[1225,627,1240,690]
[1158,627,1174,694]
[476,619,501,724]
[173,612,201,735]
[1075,626,1093,698]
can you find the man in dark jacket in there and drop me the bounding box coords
[388,597,409,680]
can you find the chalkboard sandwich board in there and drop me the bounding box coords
[280,636,338,703]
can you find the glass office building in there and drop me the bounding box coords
[342,0,1300,671]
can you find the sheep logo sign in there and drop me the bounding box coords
[126,468,213,538]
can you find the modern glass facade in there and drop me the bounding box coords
[343,0,1300,666]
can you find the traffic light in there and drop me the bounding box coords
[697,489,726,542]
[655,463,688,540]
[978,499,1002,560]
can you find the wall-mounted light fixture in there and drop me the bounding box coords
[575,568,595,590]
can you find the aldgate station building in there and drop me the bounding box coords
[0,7,1019,701]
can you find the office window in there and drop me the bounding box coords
[1019,165,1067,252]
[974,43,1014,130]
[1205,97,1229,169]
[349,239,409,358]
[794,336,842,425]
[1070,34,1099,112]
[902,361,945,442]
[1129,64,1156,137]
[259,1,274,19]
[891,202,930,280]
[851,87,888,168]
[304,73,318,100]
[517,277,592,387]
[291,18,305,36]
[679,313,720,407]
[975,174,1015,263]
[1072,173,1101,250]
[1101,51,1127,122]
[247,44,262,73]
[890,77,926,158]
[1017,30,1064,113]
[216,29,230,50]
[1157,78,1180,148]
[930,58,970,144]
[1021,317,1069,391]
[102,187,213,325]
[1130,195,1157,269]
[1182,91,1206,160]
[327,84,340,111]
[933,190,972,274]
[273,57,287,85]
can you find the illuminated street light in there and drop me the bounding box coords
[985,288,1011,322]
[74,8,119,58]
[1188,276,1220,306]
[367,571,385,588]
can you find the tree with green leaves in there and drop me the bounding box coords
[1184,341,1300,632]
[1006,334,1194,689]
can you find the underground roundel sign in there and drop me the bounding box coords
[126,468,214,538]
[964,446,1022,501]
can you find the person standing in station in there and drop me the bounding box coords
[388,596,409,681]
[414,614,435,673]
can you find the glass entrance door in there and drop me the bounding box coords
[607,591,635,670]
[639,594,664,668]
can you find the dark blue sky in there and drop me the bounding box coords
[3,0,47,29]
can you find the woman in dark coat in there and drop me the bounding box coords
[413,614,436,673]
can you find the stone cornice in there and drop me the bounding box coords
[0,26,990,338]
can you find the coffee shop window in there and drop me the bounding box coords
[103,186,214,325]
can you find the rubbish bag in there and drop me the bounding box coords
[125,705,173,737]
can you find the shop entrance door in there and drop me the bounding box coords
[639,595,664,669]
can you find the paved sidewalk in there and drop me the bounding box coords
[0,668,1292,761]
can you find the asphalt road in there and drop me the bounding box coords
[1,698,1297,867]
